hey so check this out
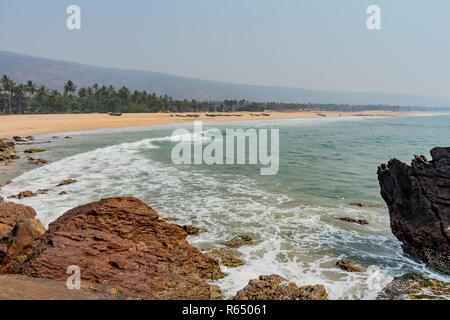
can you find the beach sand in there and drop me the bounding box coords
[0,110,438,138]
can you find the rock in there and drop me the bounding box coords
[183,225,207,236]
[27,156,48,165]
[0,219,45,272]
[0,139,17,164]
[8,197,224,300]
[377,273,450,300]
[208,249,244,267]
[0,274,133,300]
[0,201,44,267]
[52,136,59,139]
[233,275,328,300]
[13,136,24,142]
[24,148,47,154]
[59,191,68,195]
[336,259,363,272]
[0,202,38,236]
[336,217,369,225]
[209,285,223,300]
[57,179,77,187]
[16,191,38,199]
[377,147,450,274]
[222,235,253,248]
[37,189,49,195]
[65,136,72,139]
[350,202,382,208]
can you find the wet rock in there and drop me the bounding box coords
[57,179,77,187]
[0,202,37,235]
[209,285,223,300]
[59,191,68,195]
[336,217,369,225]
[222,235,253,248]
[9,191,38,200]
[8,197,224,299]
[336,259,363,272]
[0,139,17,164]
[183,225,207,236]
[65,136,72,139]
[0,274,134,300]
[37,189,49,195]
[350,202,382,208]
[233,274,328,300]
[24,148,47,154]
[377,273,450,300]
[208,249,244,267]
[377,147,450,274]
[26,157,48,165]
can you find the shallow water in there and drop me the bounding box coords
[1,114,449,299]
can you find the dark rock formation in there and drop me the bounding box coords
[336,259,363,272]
[377,273,450,300]
[377,147,450,274]
[233,274,328,300]
[0,139,18,165]
[6,197,224,300]
[24,148,47,154]
[183,225,207,236]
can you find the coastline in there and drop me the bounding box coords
[0,110,444,139]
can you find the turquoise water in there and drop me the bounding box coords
[1,114,449,299]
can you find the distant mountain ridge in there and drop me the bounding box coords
[1,50,449,107]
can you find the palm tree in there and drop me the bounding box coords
[37,85,48,102]
[6,79,15,114]
[0,75,7,114]
[14,84,26,114]
[64,80,77,113]
[25,80,37,96]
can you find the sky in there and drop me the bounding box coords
[1,0,449,99]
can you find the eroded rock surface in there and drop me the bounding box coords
[377,147,450,274]
[233,274,328,300]
[7,197,224,300]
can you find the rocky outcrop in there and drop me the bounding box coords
[57,179,77,187]
[377,273,450,300]
[222,235,253,248]
[336,217,369,225]
[6,197,224,300]
[233,274,328,300]
[336,259,363,272]
[0,201,45,267]
[0,139,19,165]
[377,147,450,274]
[208,249,244,267]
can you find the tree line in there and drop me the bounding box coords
[0,75,445,115]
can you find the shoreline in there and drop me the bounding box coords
[1,110,447,139]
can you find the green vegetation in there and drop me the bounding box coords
[0,75,446,115]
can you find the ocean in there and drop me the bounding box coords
[1,114,449,299]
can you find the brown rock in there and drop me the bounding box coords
[336,259,363,272]
[377,147,450,274]
[336,217,369,225]
[222,235,253,248]
[16,191,38,200]
[10,197,224,300]
[57,179,77,187]
[233,274,328,300]
[0,202,38,236]
[59,191,68,195]
[183,225,207,236]
[27,157,48,165]
[208,249,244,267]
[0,219,45,272]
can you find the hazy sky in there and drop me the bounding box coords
[1,0,449,98]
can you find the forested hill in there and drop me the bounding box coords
[1,50,450,108]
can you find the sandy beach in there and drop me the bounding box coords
[0,110,430,138]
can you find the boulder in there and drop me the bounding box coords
[222,235,253,248]
[183,225,207,236]
[24,148,47,154]
[377,273,450,300]
[336,259,363,272]
[8,197,224,300]
[377,147,450,274]
[233,274,328,300]
[208,248,244,267]
[0,201,45,267]
[57,179,77,187]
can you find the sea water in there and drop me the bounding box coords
[1,114,449,299]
